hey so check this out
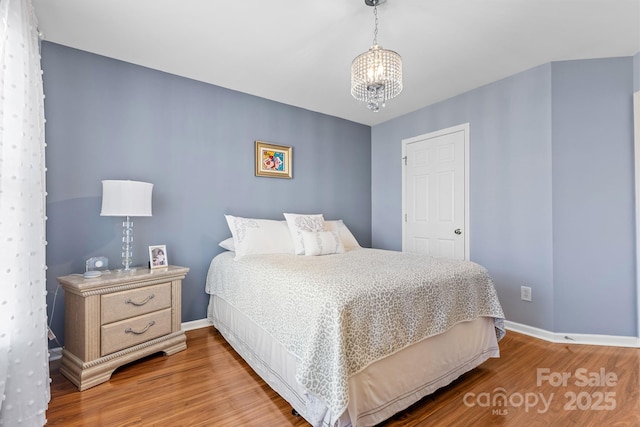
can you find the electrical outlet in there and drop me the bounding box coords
[521,286,532,302]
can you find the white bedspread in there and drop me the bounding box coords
[205,248,505,419]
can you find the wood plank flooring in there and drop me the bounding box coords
[47,327,639,426]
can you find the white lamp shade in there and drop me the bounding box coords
[100,180,153,217]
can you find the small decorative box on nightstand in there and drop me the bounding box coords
[57,265,189,391]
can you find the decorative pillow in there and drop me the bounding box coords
[302,231,345,256]
[218,237,235,251]
[283,213,325,255]
[324,219,361,249]
[224,215,294,259]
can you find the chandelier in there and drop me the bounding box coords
[351,0,403,112]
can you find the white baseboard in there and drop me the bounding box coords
[48,318,214,363]
[504,320,640,348]
[181,318,211,331]
[50,319,638,363]
[49,347,63,362]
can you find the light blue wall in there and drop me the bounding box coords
[42,42,371,346]
[551,58,635,335]
[372,57,637,337]
[372,64,555,331]
[42,40,637,343]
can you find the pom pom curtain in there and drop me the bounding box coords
[0,0,50,425]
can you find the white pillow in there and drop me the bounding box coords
[302,231,345,256]
[224,215,294,259]
[324,220,361,249]
[283,213,325,255]
[218,237,235,251]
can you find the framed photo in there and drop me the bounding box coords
[149,245,168,269]
[255,141,292,179]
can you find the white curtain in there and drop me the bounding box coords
[0,0,50,425]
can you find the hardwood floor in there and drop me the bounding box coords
[47,327,639,426]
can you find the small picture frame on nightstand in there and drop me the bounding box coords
[149,245,168,269]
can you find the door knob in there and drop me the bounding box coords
[454,229,462,235]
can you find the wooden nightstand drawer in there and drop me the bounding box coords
[101,308,172,356]
[101,282,171,325]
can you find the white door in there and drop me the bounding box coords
[402,124,469,259]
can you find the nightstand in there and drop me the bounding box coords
[57,265,189,391]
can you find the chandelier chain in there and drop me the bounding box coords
[373,3,378,46]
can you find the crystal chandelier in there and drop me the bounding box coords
[351,0,403,112]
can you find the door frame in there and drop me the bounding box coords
[401,123,470,259]
[634,91,640,339]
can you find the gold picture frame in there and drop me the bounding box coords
[255,141,292,179]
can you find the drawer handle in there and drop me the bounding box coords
[125,294,155,306]
[125,321,155,335]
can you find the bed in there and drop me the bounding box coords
[205,214,505,427]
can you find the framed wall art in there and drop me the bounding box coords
[255,141,292,179]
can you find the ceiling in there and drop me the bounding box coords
[32,0,640,126]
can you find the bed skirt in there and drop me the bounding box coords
[208,295,499,427]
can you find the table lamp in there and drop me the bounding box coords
[100,180,153,271]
